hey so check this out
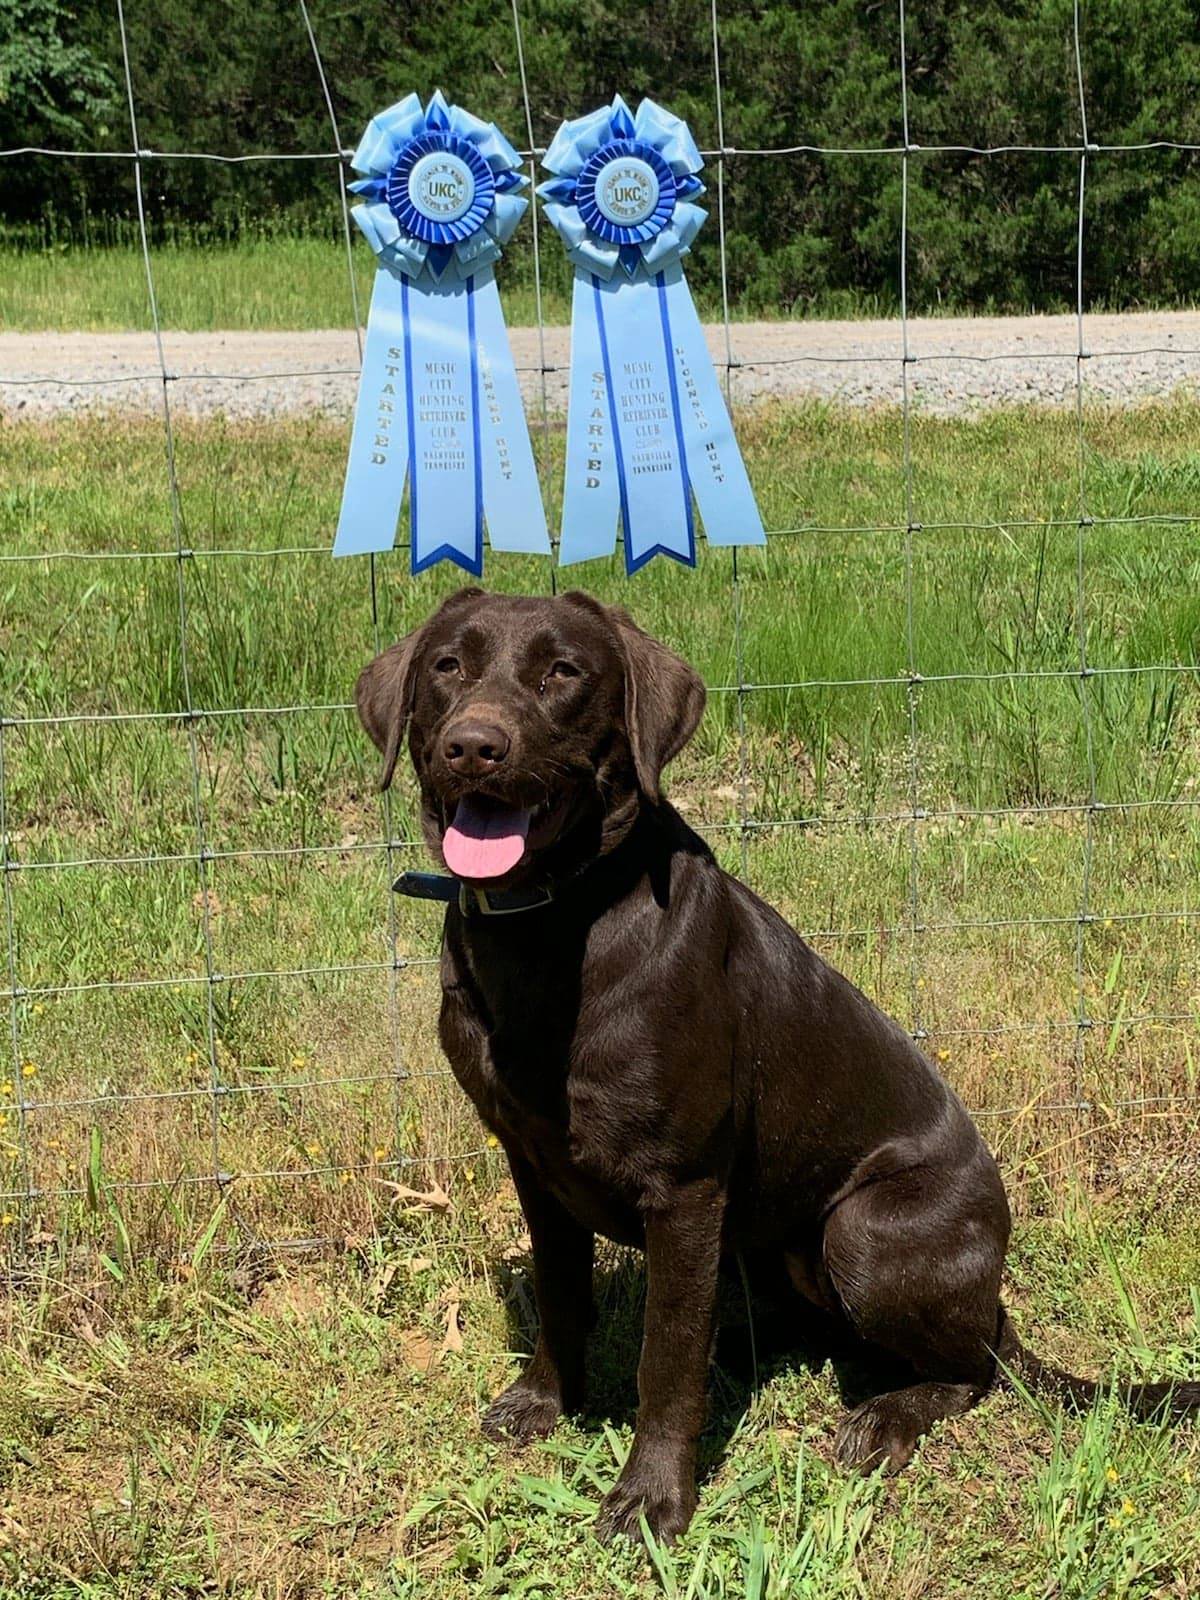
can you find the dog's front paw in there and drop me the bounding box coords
[482,1378,562,1446]
[596,1457,697,1545]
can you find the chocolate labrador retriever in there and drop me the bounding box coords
[357,586,1198,1542]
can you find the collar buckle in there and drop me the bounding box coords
[391,869,553,917]
[458,881,554,917]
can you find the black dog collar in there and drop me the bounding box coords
[392,869,554,918]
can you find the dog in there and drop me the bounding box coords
[356,586,1198,1542]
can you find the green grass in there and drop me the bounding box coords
[1,399,1199,1592]
[0,232,902,332]
[0,235,558,334]
[3,1192,1200,1596]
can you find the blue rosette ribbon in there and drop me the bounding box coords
[538,95,764,572]
[333,91,550,574]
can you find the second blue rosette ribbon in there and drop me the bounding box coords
[334,91,549,573]
[538,95,765,572]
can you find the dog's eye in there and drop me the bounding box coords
[538,660,581,695]
[434,656,460,676]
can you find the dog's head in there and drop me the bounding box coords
[355,588,705,885]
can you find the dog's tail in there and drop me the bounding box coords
[996,1307,1200,1419]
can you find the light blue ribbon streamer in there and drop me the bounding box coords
[590,271,694,571]
[560,272,620,563]
[539,95,765,571]
[402,272,482,575]
[471,271,550,554]
[659,262,763,547]
[334,263,412,559]
[333,92,549,573]
[557,261,763,569]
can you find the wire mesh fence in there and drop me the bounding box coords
[2,0,1199,1256]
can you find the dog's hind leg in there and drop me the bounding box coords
[820,1143,1011,1473]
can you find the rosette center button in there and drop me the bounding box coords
[595,159,660,227]
[408,152,476,222]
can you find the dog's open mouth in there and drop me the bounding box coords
[442,794,534,882]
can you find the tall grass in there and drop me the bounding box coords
[0,218,907,332]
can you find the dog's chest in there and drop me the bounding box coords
[440,983,665,1237]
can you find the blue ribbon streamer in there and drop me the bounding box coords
[539,95,765,572]
[659,262,763,548]
[560,273,620,563]
[333,92,549,574]
[593,270,694,572]
[334,264,411,560]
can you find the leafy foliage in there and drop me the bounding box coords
[0,0,116,140]
[4,0,1200,311]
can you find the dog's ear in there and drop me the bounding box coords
[355,631,423,793]
[564,593,705,802]
[356,587,485,790]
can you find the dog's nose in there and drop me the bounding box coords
[443,720,511,776]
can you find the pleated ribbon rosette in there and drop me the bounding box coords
[538,95,764,572]
[333,91,549,574]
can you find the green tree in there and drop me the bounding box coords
[0,0,119,227]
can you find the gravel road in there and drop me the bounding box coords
[5,311,1200,419]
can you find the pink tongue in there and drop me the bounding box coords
[443,795,532,881]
